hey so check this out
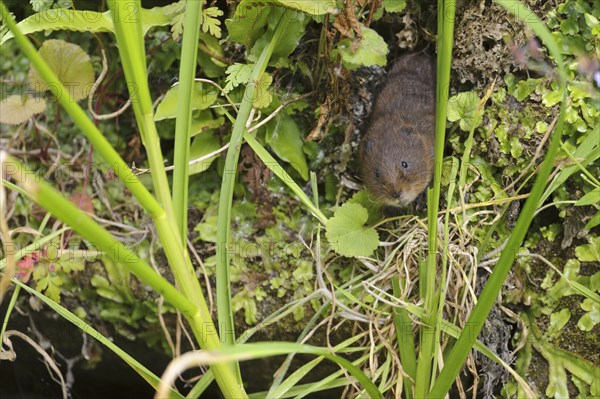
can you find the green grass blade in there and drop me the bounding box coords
[1,154,197,316]
[14,281,185,399]
[428,1,568,396]
[214,7,291,374]
[158,342,384,399]
[243,132,327,224]
[540,126,600,204]
[0,285,20,342]
[268,333,367,398]
[0,5,204,327]
[172,0,202,242]
[392,277,417,399]
[0,2,163,218]
[2,153,246,398]
[105,0,177,222]
[101,6,243,395]
[0,226,70,269]
[248,379,351,399]
[415,0,456,396]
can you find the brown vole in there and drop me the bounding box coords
[359,53,436,206]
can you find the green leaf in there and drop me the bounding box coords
[202,7,224,38]
[546,354,569,398]
[575,188,600,206]
[31,0,71,12]
[90,274,110,289]
[1,7,172,45]
[265,115,309,180]
[510,136,524,158]
[560,15,579,35]
[36,274,62,302]
[197,32,227,78]
[447,91,483,132]
[248,8,308,67]
[577,298,599,331]
[347,190,383,225]
[547,308,571,338]
[575,236,600,262]
[585,212,600,230]
[338,26,388,70]
[28,39,94,101]
[190,110,225,137]
[154,82,218,121]
[513,78,544,101]
[542,89,562,106]
[325,203,379,257]
[382,0,407,12]
[194,215,218,243]
[251,72,273,108]
[57,258,84,273]
[225,1,271,48]
[270,0,335,15]
[224,63,254,92]
[232,288,258,324]
[0,95,46,124]
[188,131,221,175]
[568,81,592,100]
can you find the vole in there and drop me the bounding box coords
[359,53,436,207]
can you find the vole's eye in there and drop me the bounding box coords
[375,169,381,179]
[401,161,408,169]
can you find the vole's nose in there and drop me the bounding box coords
[391,191,401,199]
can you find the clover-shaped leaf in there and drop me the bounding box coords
[326,203,379,257]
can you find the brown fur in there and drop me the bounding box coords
[359,53,436,206]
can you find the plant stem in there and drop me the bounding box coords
[173,0,202,242]
[214,9,291,376]
[414,0,456,397]
[428,1,568,396]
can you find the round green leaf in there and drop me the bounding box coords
[28,39,94,101]
[447,91,483,132]
[326,203,379,257]
[338,26,388,70]
[0,95,46,124]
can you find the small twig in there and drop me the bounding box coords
[246,92,314,134]
[87,49,131,120]
[187,236,214,315]
[2,330,68,399]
